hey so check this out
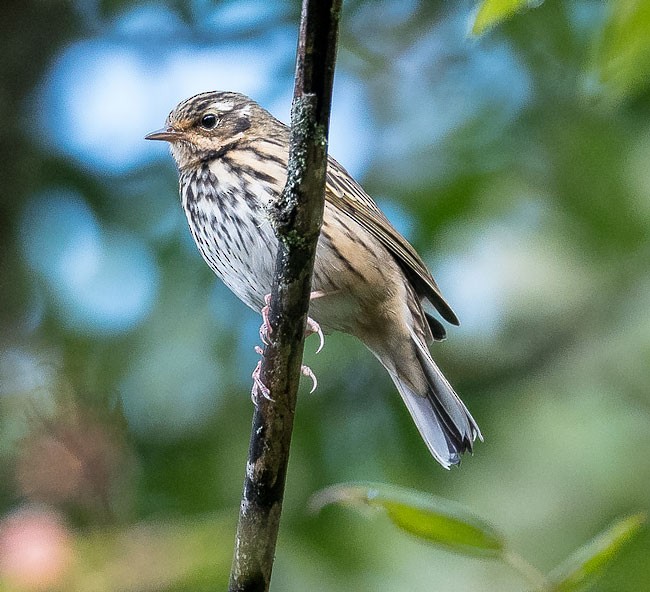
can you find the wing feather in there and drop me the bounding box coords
[325,157,459,326]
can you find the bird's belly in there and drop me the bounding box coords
[184,196,278,312]
[183,186,393,336]
[187,213,363,328]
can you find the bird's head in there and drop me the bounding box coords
[145,91,272,170]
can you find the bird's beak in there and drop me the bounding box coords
[145,127,183,142]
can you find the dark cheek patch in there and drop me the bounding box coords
[232,117,251,134]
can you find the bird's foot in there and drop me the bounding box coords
[301,364,318,394]
[251,350,317,399]
[259,294,272,346]
[253,292,325,401]
[305,316,325,354]
[251,346,272,404]
[259,292,325,354]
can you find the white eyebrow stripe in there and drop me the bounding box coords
[212,100,235,111]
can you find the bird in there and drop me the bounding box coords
[145,91,481,468]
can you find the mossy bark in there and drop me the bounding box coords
[228,2,342,591]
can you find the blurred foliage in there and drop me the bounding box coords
[472,0,542,35]
[312,482,645,592]
[593,0,650,101]
[1,0,650,591]
[548,513,647,592]
[311,482,505,558]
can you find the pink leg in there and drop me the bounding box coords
[251,360,268,402]
[251,350,316,399]
[259,294,272,346]
[252,290,336,399]
[251,354,273,404]
[259,292,326,353]
[305,289,337,354]
[301,290,327,390]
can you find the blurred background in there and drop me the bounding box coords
[1,0,649,590]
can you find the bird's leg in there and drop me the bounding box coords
[251,348,316,401]
[259,291,332,353]
[259,294,272,346]
[297,290,329,391]
[253,290,335,399]
[304,289,340,354]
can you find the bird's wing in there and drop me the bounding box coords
[325,156,459,326]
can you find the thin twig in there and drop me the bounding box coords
[227,2,342,591]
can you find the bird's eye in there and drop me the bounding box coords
[201,114,218,129]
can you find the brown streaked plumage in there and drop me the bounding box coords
[146,91,481,468]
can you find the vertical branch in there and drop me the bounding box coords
[228,2,342,592]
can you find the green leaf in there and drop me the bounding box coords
[310,482,504,558]
[548,513,646,592]
[471,0,544,35]
[593,0,650,101]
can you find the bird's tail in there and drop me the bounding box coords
[382,328,482,469]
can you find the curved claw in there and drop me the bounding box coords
[259,302,272,346]
[251,360,273,404]
[259,293,273,345]
[301,364,318,394]
[255,294,322,398]
[306,317,325,354]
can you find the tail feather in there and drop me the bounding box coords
[387,330,482,469]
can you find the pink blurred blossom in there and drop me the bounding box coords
[0,507,73,591]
